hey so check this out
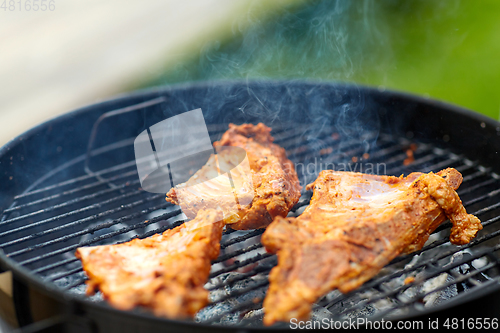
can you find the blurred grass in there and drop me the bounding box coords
[135,0,500,119]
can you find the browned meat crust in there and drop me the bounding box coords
[261,168,482,325]
[75,123,301,319]
[166,123,302,230]
[75,209,223,318]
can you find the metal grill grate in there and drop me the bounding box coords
[2,114,500,328]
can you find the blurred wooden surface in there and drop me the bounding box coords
[0,0,301,146]
[0,272,15,331]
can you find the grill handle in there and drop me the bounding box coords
[84,97,166,185]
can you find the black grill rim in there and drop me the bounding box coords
[2,79,500,331]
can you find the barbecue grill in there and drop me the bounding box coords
[1,80,500,332]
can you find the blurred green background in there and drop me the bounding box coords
[133,0,500,120]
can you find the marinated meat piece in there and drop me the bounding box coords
[262,168,482,325]
[167,123,302,230]
[76,123,301,319]
[75,209,223,319]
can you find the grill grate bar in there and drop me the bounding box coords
[213,243,264,264]
[362,141,420,160]
[267,127,325,151]
[17,215,183,267]
[0,188,150,230]
[287,133,380,163]
[420,155,465,173]
[209,252,274,279]
[456,167,489,186]
[383,145,434,167]
[385,151,452,175]
[455,163,479,174]
[375,261,497,320]
[389,212,500,270]
[428,209,500,240]
[207,280,269,311]
[464,192,500,209]
[4,169,139,213]
[462,167,491,182]
[471,203,500,220]
[11,123,238,200]
[325,250,498,318]
[459,178,497,196]
[47,266,84,282]
[398,218,500,273]
[463,190,500,209]
[46,197,500,300]
[23,217,248,275]
[220,229,264,249]
[288,136,430,186]
[0,194,167,248]
[62,277,91,291]
[320,226,500,314]
[32,257,79,275]
[204,300,265,325]
[204,301,266,325]
[477,214,500,229]
[207,259,275,291]
[4,178,141,223]
[415,264,497,298]
[4,202,175,257]
[13,159,138,200]
[5,153,227,217]
[4,126,334,217]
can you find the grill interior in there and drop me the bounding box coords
[2,89,500,329]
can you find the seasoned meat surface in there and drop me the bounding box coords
[76,123,301,319]
[75,209,223,319]
[167,123,302,230]
[261,168,482,325]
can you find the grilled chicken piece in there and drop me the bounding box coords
[262,168,482,325]
[76,123,300,319]
[75,209,224,318]
[167,123,302,230]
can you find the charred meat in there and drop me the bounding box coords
[167,123,302,230]
[261,168,482,325]
[76,123,301,319]
[76,209,223,319]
